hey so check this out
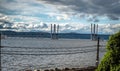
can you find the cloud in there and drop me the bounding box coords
[107,15,119,20]
[0,0,120,34]
[0,25,3,29]
[0,13,48,31]
[0,14,15,29]
[39,0,120,20]
[0,14,120,34]
[86,15,99,22]
[11,22,49,32]
[56,14,70,21]
[51,23,120,34]
[0,0,50,16]
[41,23,48,28]
[98,24,120,34]
[8,15,41,23]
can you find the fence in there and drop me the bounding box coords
[0,34,106,71]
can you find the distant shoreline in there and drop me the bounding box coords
[0,30,110,40]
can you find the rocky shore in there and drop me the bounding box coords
[26,66,96,71]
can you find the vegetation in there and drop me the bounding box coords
[96,31,120,71]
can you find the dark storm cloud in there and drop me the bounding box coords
[0,0,19,15]
[39,0,120,20]
[107,15,119,20]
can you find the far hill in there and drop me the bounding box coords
[0,30,110,40]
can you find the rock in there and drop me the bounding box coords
[25,70,32,71]
[50,69,54,71]
[64,68,70,71]
[55,68,61,71]
[44,69,49,71]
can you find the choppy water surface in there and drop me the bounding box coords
[1,37,107,71]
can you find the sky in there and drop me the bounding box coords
[0,0,120,34]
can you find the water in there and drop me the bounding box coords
[1,38,107,71]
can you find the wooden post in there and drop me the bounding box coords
[96,37,100,67]
[0,33,1,71]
